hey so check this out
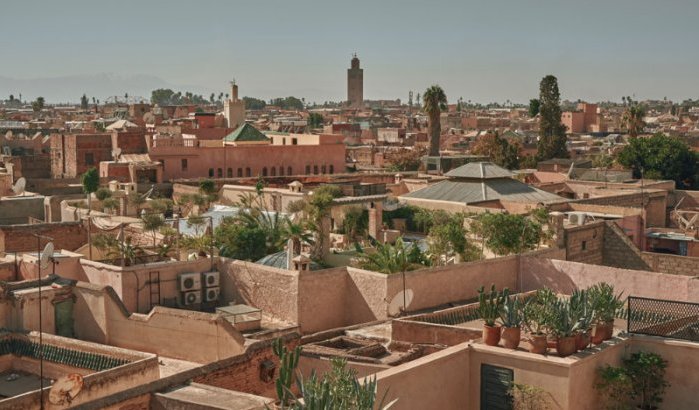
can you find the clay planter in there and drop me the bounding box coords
[482,324,502,346]
[591,321,613,345]
[555,336,577,357]
[575,330,591,351]
[501,326,521,349]
[528,334,548,354]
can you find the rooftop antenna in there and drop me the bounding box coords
[388,289,414,317]
[11,177,26,196]
[36,238,54,410]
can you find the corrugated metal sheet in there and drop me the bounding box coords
[445,162,514,179]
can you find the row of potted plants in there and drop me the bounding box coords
[477,283,624,357]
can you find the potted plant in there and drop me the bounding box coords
[500,295,523,349]
[589,283,624,344]
[549,299,579,357]
[522,289,554,354]
[570,289,594,351]
[478,285,507,346]
[625,352,669,410]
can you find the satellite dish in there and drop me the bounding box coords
[388,289,414,317]
[39,242,54,270]
[49,374,83,406]
[11,177,26,196]
[112,148,122,162]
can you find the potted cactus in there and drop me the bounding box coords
[523,289,554,354]
[549,299,579,357]
[478,285,508,346]
[500,295,523,349]
[570,289,594,351]
[589,283,624,344]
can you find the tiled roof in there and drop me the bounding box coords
[223,123,269,143]
[402,178,566,204]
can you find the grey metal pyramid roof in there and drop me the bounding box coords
[445,162,514,179]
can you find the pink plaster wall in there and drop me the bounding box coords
[519,257,699,302]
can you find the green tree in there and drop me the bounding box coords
[617,133,699,188]
[80,94,89,110]
[475,213,542,256]
[308,112,324,128]
[215,217,268,261]
[471,132,521,169]
[621,99,646,138]
[243,96,267,110]
[528,98,540,117]
[358,238,417,274]
[32,96,45,112]
[142,212,165,248]
[281,219,315,255]
[536,75,568,160]
[423,85,447,157]
[81,167,100,213]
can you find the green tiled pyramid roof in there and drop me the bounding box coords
[223,123,269,142]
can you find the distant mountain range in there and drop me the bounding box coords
[0,73,214,104]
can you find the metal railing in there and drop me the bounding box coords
[627,296,699,342]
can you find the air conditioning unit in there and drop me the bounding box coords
[568,212,586,226]
[202,271,220,288]
[203,287,220,303]
[178,273,201,291]
[182,291,202,306]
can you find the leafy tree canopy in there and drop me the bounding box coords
[617,133,699,188]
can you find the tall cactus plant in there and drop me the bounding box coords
[478,285,509,326]
[272,338,301,405]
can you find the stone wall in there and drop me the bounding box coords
[640,252,699,276]
[601,222,651,271]
[0,221,87,253]
[564,221,605,264]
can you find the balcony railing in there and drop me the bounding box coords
[627,296,699,342]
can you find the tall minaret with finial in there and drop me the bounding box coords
[224,79,245,129]
[347,53,363,108]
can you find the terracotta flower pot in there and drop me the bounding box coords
[482,324,502,346]
[528,334,548,354]
[501,326,521,349]
[555,336,577,357]
[576,330,591,351]
[591,321,613,345]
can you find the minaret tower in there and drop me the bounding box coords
[224,79,245,129]
[347,53,364,108]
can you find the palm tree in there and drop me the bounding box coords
[423,85,447,156]
[622,102,646,138]
[281,220,314,256]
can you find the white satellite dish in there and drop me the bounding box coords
[11,177,26,196]
[388,289,414,317]
[48,373,83,405]
[39,242,54,270]
[112,148,122,162]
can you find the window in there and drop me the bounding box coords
[305,165,311,175]
[287,166,292,176]
[237,168,243,177]
[209,168,214,177]
[245,167,251,177]
[270,167,276,177]
[321,165,327,174]
[480,365,513,410]
[85,153,94,165]
[262,167,268,177]
[181,159,188,171]
[313,165,319,175]
[292,138,298,145]
[282,138,286,145]
[217,168,223,178]
[582,241,587,251]
[329,165,334,174]
[227,168,233,178]
[279,166,284,176]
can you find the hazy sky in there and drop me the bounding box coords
[1,0,698,103]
